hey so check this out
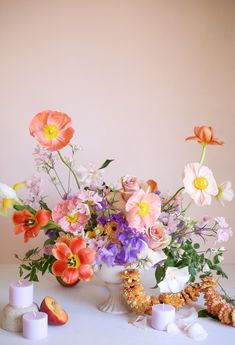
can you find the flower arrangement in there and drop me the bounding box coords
[0,112,233,295]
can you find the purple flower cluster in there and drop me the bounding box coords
[96,214,148,266]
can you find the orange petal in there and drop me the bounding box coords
[198,126,212,143]
[23,226,40,242]
[62,267,80,284]
[210,139,224,145]
[52,242,71,260]
[29,111,49,135]
[52,260,67,276]
[78,264,93,282]
[14,224,25,234]
[70,237,86,255]
[78,248,96,265]
[36,210,51,227]
[185,135,197,141]
[13,210,33,225]
[146,179,158,192]
[47,111,72,130]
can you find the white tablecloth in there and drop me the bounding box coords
[0,264,235,345]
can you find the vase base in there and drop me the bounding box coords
[98,295,129,315]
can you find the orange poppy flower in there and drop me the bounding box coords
[29,110,74,151]
[13,209,51,242]
[186,126,224,145]
[51,237,96,284]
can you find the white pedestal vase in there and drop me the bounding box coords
[96,265,129,314]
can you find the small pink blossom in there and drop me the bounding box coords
[43,245,54,256]
[216,227,233,243]
[78,189,102,206]
[52,197,90,235]
[125,189,161,230]
[33,145,56,170]
[26,174,43,207]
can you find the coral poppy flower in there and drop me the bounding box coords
[51,237,96,284]
[29,110,74,151]
[13,209,51,242]
[125,189,161,230]
[185,126,224,145]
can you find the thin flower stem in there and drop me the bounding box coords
[53,167,67,195]
[199,144,207,165]
[58,151,80,190]
[47,170,63,198]
[182,201,192,213]
[162,187,185,209]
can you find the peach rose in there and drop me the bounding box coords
[121,175,140,201]
[146,224,171,251]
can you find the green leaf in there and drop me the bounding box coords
[198,309,209,318]
[13,204,26,211]
[25,248,40,259]
[154,266,166,288]
[39,200,51,211]
[99,159,114,170]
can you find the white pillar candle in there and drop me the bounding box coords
[9,280,34,308]
[23,311,48,340]
[151,304,175,331]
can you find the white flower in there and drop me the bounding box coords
[0,183,21,201]
[76,164,104,189]
[216,181,234,206]
[0,182,23,216]
[136,242,166,270]
[183,163,218,206]
[158,267,190,293]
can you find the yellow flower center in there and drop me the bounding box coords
[67,254,80,268]
[137,201,150,217]
[66,213,78,224]
[194,176,209,190]
[43,124,59,139]
[216,185,223,200]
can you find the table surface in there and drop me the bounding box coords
[0,264,235,345]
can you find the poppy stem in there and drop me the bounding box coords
[162,186,185,209]
[199,144,207,165]
[58,151,80,190]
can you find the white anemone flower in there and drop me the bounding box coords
[216,181,234,206]
[158,267,190,293]
[183,163,218,206]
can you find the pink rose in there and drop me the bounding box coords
[121,175,140,201]
[146,224,171,251]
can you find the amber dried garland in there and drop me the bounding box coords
[200,276,235,326]
[120,269,200,314]
[120,269,235,327]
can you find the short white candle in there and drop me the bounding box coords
[9,280,34,308]
[151,304,175,331]
[23,311,48,340]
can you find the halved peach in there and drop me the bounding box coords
[40,296,68,325]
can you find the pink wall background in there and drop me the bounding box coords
[0,0,234,263]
